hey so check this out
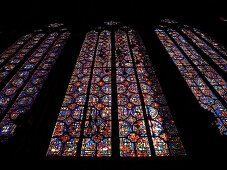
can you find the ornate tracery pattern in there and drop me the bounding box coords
[48,24,185,157]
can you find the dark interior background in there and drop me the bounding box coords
[0,0,226,168]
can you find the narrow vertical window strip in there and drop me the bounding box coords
[0,32,71,140]
[155,29,227,135]
[193,28,227,57]
[0,33,45,84]
[47,31,98,156]
[81,30,112,157]
[0,32,58,117]
[128,30,185,156]
[167,29,227,103]
[182,28,227,72]
[76,31,100,156]
[0,33,33,66]
[115,30,151,157]
[126,30,156,157]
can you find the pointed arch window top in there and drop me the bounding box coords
[48,23,65,28]
[104,21,121,26]
[161,19,178,24]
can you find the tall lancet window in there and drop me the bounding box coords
[155,19,227,135]
[47,22,185,157]
[0,23,71,142]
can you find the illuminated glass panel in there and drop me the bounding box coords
[182,28,227,72]
[0,33,45,83]
[193,28,227,57]
[0,33,58,116]
[115,30,185,157]
[128,30,185,156]
[0,33,33,66]
[115,30,151,157]
[81,30,112,157]
[0,32,70,139]
[48,24,185,157]
[155,29,227,135]
[167,29,227,103]
[47,31,98,156]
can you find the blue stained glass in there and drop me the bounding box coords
[156,28,227,135]
[168,29,227,102]
[47,31,98,156]
[47,23,185,157]
[0,31,70,140]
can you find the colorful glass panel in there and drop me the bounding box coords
[47,31,98,156]
[0,32,70,139]
[81,30,112,157]
[128,29,185,156]
[155,29,227,135]
[182,28,227,72]
[48,24,185,157]
[0,33,33,66]
[167,29,227,103]
[0,33,45,83]
[115,29,151,157]
[193,28,227,58]
[0,32,58,116]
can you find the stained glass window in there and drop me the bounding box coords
[47,31,99,156]
[193,28,227,57]
[0,23,71,141]
[47,23,185,157]
[0,33,33,68]
[155,20,227,135]
[168,30,227,102]
[0,33,44,83]
[181,28,227,72]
